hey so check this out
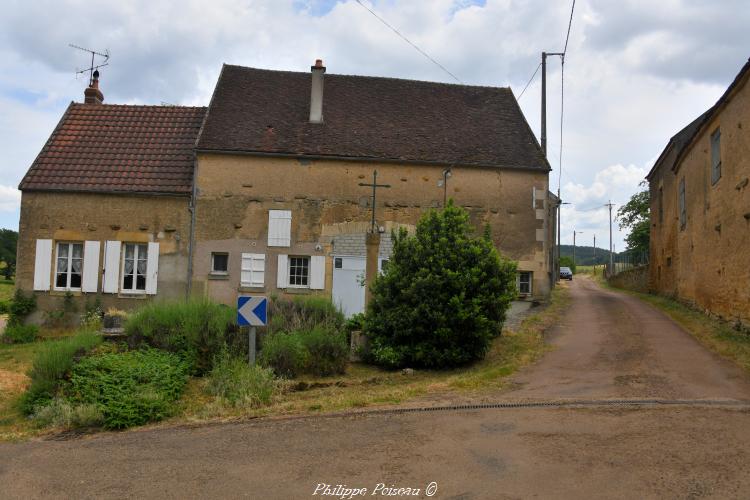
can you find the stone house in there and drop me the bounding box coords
[192,61,555,316]
[15,72,205,322]
[17,61,556,321]
[646,58,750,326]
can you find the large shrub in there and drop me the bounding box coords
[21,331,102,414]
[2,323,39,344]
[70,349,188,429]
[268,296,344,334]
[301,327,348,376]
[258,331,308,378]
[7,289,36,326]
[207,350,278,408]
[364,201,517,369]
[125,300,238,374]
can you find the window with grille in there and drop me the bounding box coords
[55,242,83,290]
[518,271,532,295]
[122,243,148,292]
[288,256,310,287]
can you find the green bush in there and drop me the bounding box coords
[2,323,39,344]
[70,349,188,429]
[125,300,238,375]
[364,201,517,369]
[259,331,308,378]
[7,289,36,326]
[301,327,348,376]
[268,295,344,334]
[21,331,102,414]
[32,397,104,429]
[559,256,576,273]
[207,351,278,408]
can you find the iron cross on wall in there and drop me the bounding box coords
[359,170,391,233]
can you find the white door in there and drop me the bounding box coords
[332,256,366,318]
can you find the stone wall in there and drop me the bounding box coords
[193,154,553,303]
[608,265,649,293]
[649,71,750,325]
[16,191,191,323]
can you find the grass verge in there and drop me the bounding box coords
[176,286,570,424]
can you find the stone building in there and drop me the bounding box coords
[17,61,556,320]
[646,58,750,326]
[192,62,555,315]
[15,72,205,322]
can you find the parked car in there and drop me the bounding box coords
[560,267,573,280]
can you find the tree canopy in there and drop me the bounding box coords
[363,201,517,369]
[0,229,18,280]
[617,182,650,254]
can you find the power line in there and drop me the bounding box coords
[354,0,462,84]
[563,0,576,55]
[557,0,576,193]
[516,62,541,101]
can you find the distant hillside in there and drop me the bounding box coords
[560,245,617,266]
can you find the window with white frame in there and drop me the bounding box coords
[288,256,310,287]
[711,128,721,185]
[518,271,532,295]
[55,242,83,290]
[122,243,148,292]
[211,252,229,274]
[241,253,265,287]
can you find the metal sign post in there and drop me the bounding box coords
[238,296,267,365]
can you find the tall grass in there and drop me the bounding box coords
[268,296,344,334]
[21,330,102,414]
[207,351,278,408]
[125,300,239,374]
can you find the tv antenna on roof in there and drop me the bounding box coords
[69,43,110,85]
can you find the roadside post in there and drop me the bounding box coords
[237,296,267,365]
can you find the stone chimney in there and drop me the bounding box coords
[84,70,104,104]
[309,59,325,123]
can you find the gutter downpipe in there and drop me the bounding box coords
[186,153,198,300]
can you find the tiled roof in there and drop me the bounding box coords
[197,65,549,171]
[19,104,206,194]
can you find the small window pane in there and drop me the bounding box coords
[212,253,228,273]
[70,273,82,289]
[56,273,67,288]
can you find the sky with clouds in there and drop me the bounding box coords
[1,0,748,250]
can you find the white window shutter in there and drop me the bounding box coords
[102,241,121,294]
[310,255,326,290]
[81,241,100,293]
[145,242,160,295]
[241,253,266,287]
[268,210,291,247]
[33,239,53,291]
[277,254,289,288]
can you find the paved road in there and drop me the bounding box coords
[1,277,749,499]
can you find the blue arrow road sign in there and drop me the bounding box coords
[237,296,267,326]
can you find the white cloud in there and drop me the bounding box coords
[0,185,22,213]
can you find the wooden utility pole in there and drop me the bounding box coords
[606,201,614,275]
[359,170,391,306]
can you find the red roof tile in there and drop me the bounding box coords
[19,104,206,194]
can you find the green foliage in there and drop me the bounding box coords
[70,349,188,429]
[7,289,36,326]
[259,331,308,378]
[268,295,344,334]
[125,300,239,375]
[32,397,104,429]
[364,201,517,369]
[2,323,39,344]
[617,182,650,253]
[21,331,102,414]
[301,327,348,376]
[345,313,365,332]
[0,229,18,280]
[207,350,278,408]
[559,256,576,273]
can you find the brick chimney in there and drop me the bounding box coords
[309,59,325,123]
[84,70,104,104]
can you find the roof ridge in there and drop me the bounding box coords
[69,103,207,110]
[221,63,512,91]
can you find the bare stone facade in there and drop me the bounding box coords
[648,61,750,326]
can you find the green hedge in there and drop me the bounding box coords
[259,326,348,378]
[2,323,39,344]
[70,349,188,429]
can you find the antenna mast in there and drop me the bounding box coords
[69,43,110,85]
